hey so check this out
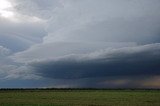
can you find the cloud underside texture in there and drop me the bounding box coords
[28,43,160,79]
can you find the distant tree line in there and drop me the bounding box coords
[0,88,159,91]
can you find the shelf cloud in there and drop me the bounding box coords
[0,0,160,88]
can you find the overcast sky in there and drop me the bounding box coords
[0,0,160,88]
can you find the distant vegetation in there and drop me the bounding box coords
[0,89,160,106]
[0,88,160,90]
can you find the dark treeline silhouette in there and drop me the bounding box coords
[0,88,160,91]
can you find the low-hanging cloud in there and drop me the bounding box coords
[28,43,160,79]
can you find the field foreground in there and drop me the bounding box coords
[0,90,160,106]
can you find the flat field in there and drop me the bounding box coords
[0,90,159,106]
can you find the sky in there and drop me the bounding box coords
[0,0,160,88]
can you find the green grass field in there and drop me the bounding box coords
[0,90,160,106]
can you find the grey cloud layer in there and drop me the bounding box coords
[11,0,160,43]
[0,46,10,58]
[12,0,61,19]
[12,42,136,63]
[44,0,160,43]
[0,0,160,88]
[0,17,46,52]
[28,43,160,79]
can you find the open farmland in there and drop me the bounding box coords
[0,89,160,106]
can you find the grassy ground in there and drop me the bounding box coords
[0,90,160,106]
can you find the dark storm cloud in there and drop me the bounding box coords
[1,0,160,88]
[29,43,160,79]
